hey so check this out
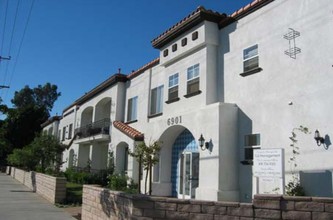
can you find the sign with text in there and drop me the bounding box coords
[253,148,284,178]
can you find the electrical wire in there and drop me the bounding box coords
[2,0,21,91]
[3,0,35,102]
[0,0,9,55]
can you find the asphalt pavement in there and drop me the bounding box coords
[0,173,75,220]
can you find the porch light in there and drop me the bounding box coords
[314,130,325,146]
[198,134,209,151]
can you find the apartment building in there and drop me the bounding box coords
[42,0,333,202]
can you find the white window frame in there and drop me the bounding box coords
[243,44,259,72]
[150,85,164,116]
[168,73,179,100]
[186,63,200,94]
[127,96,138,122]
[244,133,260,161]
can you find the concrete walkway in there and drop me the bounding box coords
[0,173,75,220]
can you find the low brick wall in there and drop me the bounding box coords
[82,185,333,220]
[9,167,66,204]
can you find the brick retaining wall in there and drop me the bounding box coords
[8,166,66,204]
[82,185,333,220]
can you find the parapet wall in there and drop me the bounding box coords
[82,184,333,220]
[7,166,66,204]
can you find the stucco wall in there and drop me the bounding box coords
[9,167,66,204]
[82,184,333,220]
[220,0,333,201]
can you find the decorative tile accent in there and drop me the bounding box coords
[171,129,198,197]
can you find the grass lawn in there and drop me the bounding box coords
[65,182,83,205]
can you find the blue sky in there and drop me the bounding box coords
[0,0,252,116]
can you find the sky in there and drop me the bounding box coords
[0,0,253,117]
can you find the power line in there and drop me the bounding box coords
[0,0,9,55]
[3,0,35,102]
[2,0,21,90]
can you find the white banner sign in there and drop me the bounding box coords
[253,148,284,178]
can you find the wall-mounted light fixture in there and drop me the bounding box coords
[198,134,209,151]
[314,129,325,146]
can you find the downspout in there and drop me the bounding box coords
[147,68,152,122]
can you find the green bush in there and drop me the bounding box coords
[108,174,127,191]
[64,168,110,186]
[286,180,305,196]
[107,174,138,194]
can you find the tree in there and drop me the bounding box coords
[7,134,65,173]
[129,141,161,195]
[0,83,61,166]
[11,83,61,112]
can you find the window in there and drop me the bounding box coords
[58,130,61,140]
[186,64,200,95]
[243,44,259,72]
[242,133,260,164]
[68,124,73,139]
[163,49,168,57]
[168,73,179,101]
[62,127,66,141]
[181,38,187,46]
[172,44,177,52]
[150,85,164,116]
[127,96,138,122]
[192,31,198,41]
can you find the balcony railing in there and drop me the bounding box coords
[75,118,111,139]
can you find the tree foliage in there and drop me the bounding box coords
[11,83,60,112]
[0,83,60,166]
[7,134,65,173]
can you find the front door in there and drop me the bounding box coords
[178,152,199,199]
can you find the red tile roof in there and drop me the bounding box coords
[127,58,160,80]
[113,121,144,141]
[151,6,226,49]
[62,73,127,113]
[230,0,274,19]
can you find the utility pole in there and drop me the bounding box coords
[0,56,11,61]
[0,56,11,89]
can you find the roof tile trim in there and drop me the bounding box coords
[230,0,274,18]
[113,121,144,141]
[151,6,226,49]
[62,73,127,113]
[127,58,160,79]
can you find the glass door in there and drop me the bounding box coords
[178,152,199,199]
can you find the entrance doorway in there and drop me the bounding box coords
[171,129,199,198]
[178,152,199,199]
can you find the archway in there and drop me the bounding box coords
[171,129,199,199]
[94,97,111,122]
[115,142,129,175]
[156,125,199,198]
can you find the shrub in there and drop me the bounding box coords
[108,174,127,191]
[107,174,138,194]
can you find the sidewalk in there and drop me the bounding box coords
[0,173,75,220]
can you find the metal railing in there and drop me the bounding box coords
[75,118,111,139]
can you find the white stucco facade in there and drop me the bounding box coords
[42,0,333,202]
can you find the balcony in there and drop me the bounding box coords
[74,118,111,144]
